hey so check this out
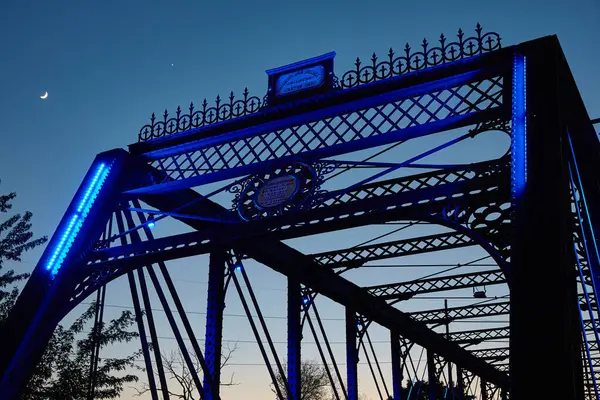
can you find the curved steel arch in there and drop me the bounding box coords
[308,213,511,355]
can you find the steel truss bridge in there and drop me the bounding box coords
[1,25,600,400]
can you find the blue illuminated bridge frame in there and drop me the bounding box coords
[1,32,599,400]
[45,161,112,277]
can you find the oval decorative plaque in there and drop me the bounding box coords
[255,175,298,209]
[276,65,325,97]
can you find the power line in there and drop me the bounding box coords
[125,357,507,367]
[82,302,328,320]
[86,302,510,323]
[110,334,509,346]
[357,264,497,268]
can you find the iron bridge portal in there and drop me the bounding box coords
[1,24,600,400]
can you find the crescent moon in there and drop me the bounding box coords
[40,91,48,99]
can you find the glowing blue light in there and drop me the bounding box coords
[147,220,156,229]
[46,161,112,276]
[356,322,362,329]
[302,296,310,305]
[234,263,242,272]
[511,53,527,200]
[77,164,105,212]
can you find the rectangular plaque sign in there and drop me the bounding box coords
[276,65,325,97]
[266,52,336,106]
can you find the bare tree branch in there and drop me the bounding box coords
[134,342,239,399]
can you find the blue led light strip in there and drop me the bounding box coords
[511,53,527,200]
[46,162,112,277]
[77,163,105,212]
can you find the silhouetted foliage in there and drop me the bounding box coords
[0,183,47,322]
[0,182,140,399]
[21,301,142,399]
[272,360,330,400]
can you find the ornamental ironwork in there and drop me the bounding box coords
[230,161,335,221]
[138,89,263,142]
[339,23,501,89]
[137,24,501,142]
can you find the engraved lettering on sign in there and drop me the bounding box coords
[276,65,325,96]
[256,176,298,208]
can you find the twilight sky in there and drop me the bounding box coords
[1,0,599,399]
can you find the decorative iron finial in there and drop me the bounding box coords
[138,24,501,142]
[339,23,501,89]
[138,88,262,141]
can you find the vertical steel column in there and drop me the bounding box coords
[86,285,107,400]
[444,299,453,392]
[481,379,488,400]
[229,266,286,400]
[287,279,302,400]
[510,45,584,399]
[126,273,158,400]
[204,250,226,400]
[131,201,170,399]
[345,308,358,400]
[304,312,341,400]
[115,209,159,400]
[457,366,465,399]
[136,268,170,400]
[390,331,402,400]
[312,304,347,399]
[427,350,437,400]
[122,209,209,399]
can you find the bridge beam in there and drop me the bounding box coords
[311,231,480,269]
[138,183,510,388]
[365,269,505,300]
[509,40,584,399]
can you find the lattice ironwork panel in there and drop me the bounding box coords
[312,231,478,268]
[484,381,502,399]
[323,160,506,208]
[148,77,504,184]
[472,348,509,360]
[137,25,502,142]
[80,160,510,304]
[431,353,447,384]
[589,359,600,368]
[461,369,477,397]
[588,341,599,352]
[584,320,600,332]
[84,183,505,291]
[366,269,505,300]
[409,302,510,324]
[87,160,507,264]
[495,364,509,372]
[449,327,510,344]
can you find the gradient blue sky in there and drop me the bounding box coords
[1,1,599,399]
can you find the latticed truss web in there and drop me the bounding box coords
[61,114,519,400]
[149,77,504,184]
[147,126,513,397]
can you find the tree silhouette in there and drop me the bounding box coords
[272,360,331,400]
[0,183,47,322]
[0,181,141,399]
[21,302,142,399]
